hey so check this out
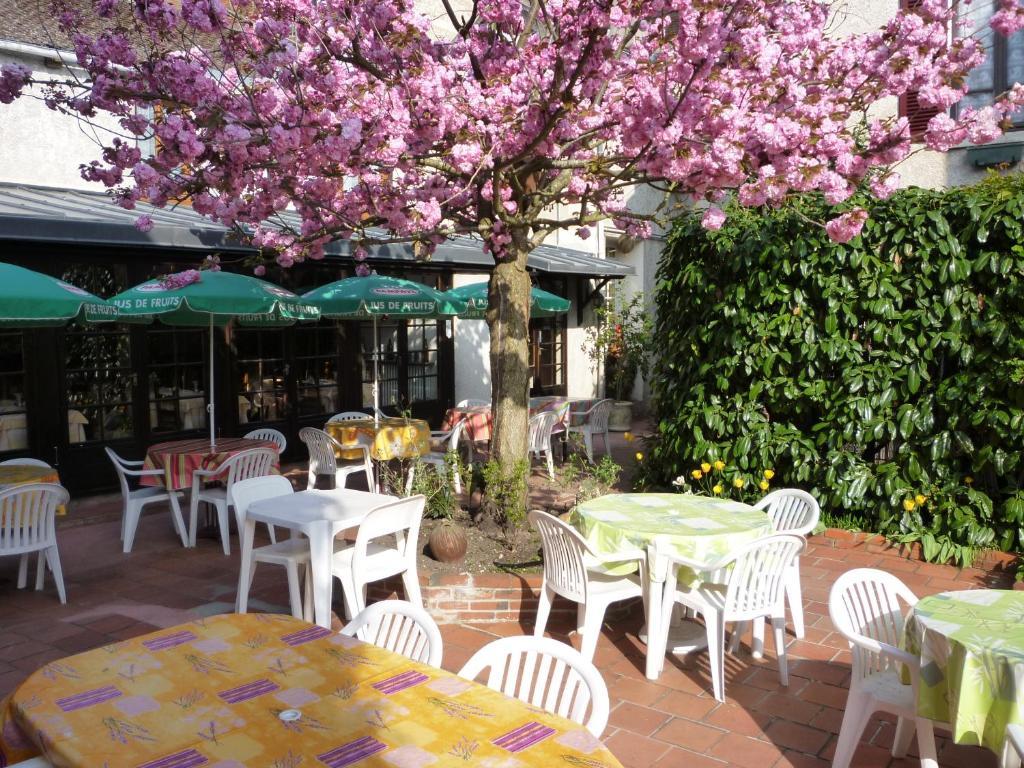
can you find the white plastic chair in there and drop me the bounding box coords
[458,635,610,738]
[529,510,644,662]
[564,399,613,462]
[829,568,937,768]
[456,399,490,408]
[0,458,52,467]
[743,488,821,655]
[231,475,313,620]
[647,533,804,701]
[331,495,425,620]
[244,427,287,453]
[341,599,444,667]
[105,447,188,553]
[0,483,69,604]
[409,418,469,495]
[1004,723,1024,768]
[528,411,559,479]
[327,411,372,423]
[189,447,277,555]
[299,427,374,492]
[8,759,54,767]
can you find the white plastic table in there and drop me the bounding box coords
[240,488,396,628]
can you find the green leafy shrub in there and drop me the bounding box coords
[480,458,529,537]
[560,443,623,505]
[643,174,1024,566]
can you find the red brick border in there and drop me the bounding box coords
[368,528,1021,623]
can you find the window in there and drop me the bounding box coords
[406,319,439,404]
[235,327,287,423]
[294,322,340,417]
[66,324,134,443]
[529,277,568,397]
[361,321,401,411]
[147,328,207,433]
[0,332,27,451]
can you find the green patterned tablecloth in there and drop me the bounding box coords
[903,589,1024,753]
[571,493,773,579]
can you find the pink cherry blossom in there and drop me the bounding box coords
[253,265,267,276]
[701,207,727,231]
[825,209,869,244]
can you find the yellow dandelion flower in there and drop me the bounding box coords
[635,452,644,462]
[691,469,703,480]
[713,460,725,471]
[623,432,634,442]
[712,484,724,495]
[763,469,775,480]
[701,462,712,473]
[733,477,745,488]
[902,498,916,512]
[759,480,769,491]
[965,476,974,485]
[915,494,927,505]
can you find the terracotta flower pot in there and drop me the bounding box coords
[429,521,468,563]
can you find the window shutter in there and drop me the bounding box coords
[898,0,942,140]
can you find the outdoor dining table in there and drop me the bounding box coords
[140,436,280,492]
[902,589,1024,757]
[324,415,430,461]
[241,488,397,629]
[572,492,774,680]
[0,612,624,767]
[0,464,66,514]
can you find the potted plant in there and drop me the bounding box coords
[590,291,653,431]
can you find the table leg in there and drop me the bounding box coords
[308,521,334,629]
[644,578,664,679]
[236,519,256,613]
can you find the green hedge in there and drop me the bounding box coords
[643,175,1024,565]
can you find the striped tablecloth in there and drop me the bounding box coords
[0,612,624,768]
[0,464,66,515]
[442,397,600,442]
[140,437,280,491]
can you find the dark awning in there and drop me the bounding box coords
[0,183,634,278]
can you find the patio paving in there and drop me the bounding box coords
[0,426,1017,767]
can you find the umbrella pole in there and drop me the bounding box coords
[373,315,380,426]
[208,315,216,450]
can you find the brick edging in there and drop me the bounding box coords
[816,527,1019,573]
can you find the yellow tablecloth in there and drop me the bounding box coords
[0,465,66,515]
[326,417,430,461]
[0,613,624,768]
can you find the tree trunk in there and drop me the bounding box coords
[485,237,533,516]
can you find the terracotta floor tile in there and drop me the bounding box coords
[652,689,718,721]
[608,701,673,737]
[604,729,672,768]
[709,733,784,768]
[764,720,832,755]
[653,716,726,752]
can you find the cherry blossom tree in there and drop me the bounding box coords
[2,0,1023,504]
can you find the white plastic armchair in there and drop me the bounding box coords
[456,398,490,408]
[0,483,69,604]
[1005,723,1024,768]
[828,568,937,768]
[327,411,372,423]
[105,447,187,552]
[412,418,469,494]
[299,427,374,492]
[189,447,277,555]
[341,599,444,667]
[647,533,804,701]
[742,488,821,656]
[528,411,559,479]
[244,427,287,453]
[7,759,54,767]
[564,399,613,462]
[458,635,610,738]
[0,458,51,467]
[528,510,644,662]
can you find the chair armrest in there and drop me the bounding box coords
[587,547,645,565]
[121,458,145,466]
[121,467,165,477]
[192,467,219,479]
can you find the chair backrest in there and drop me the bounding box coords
[528,411,558,453]
[829,568,918,680]
[0,483,67,555]
[299,427,340,475]
[586,399,614,432]
[244,427,287,453]
[223,448,278,499]
[458,635,610,738]
[340,599,443,667]
[104,446,136,499]
[528,510,590,603]
[353,495,426,568]
[444,418,468,452]
[457,398,490,408]
[754,489,820,536]
[328,411,372,423]
[230,475,294,521]
[720,534,804,619]
[0,458,51,468]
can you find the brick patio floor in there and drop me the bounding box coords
[0,509,1015,768]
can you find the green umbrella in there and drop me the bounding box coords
[445,281,571,319]
[303,274,466,423]
[0,262,118,326]
[111,269,320,448]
